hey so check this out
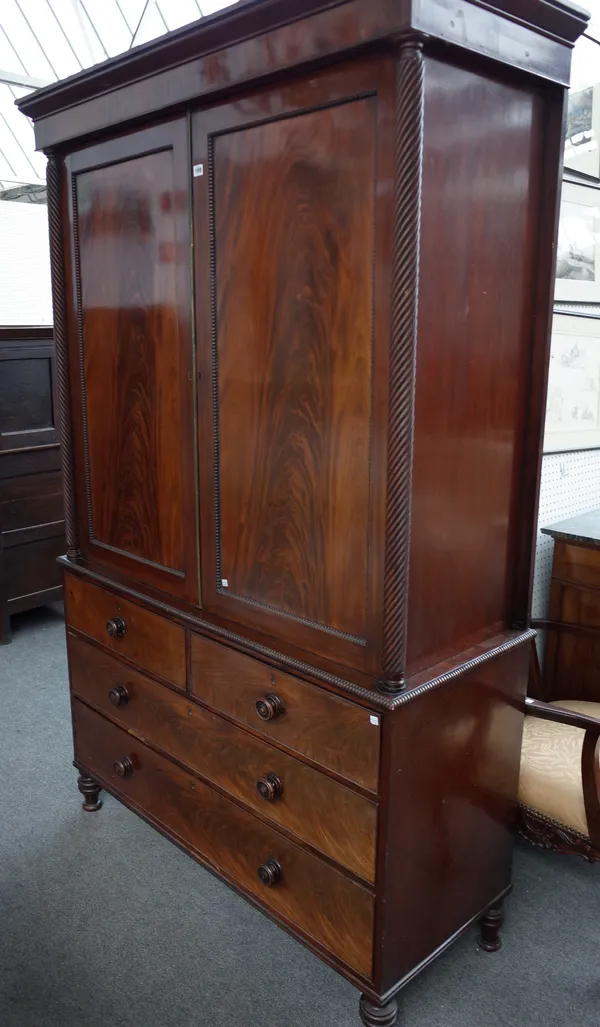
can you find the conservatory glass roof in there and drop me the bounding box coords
[0,0,235,199]
[0,0,599,202]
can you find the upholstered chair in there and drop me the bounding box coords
[517,622,600,862]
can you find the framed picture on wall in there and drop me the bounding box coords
[564,83,600,179]
[554,181,600,303]
[544,311,600,453]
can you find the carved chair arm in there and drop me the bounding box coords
[531,617,600,640]
[525,697,600,849]
[525,697,600,733]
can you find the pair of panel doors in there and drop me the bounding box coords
[67,57,395,674]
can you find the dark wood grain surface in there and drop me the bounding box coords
[73,698,375,978]
[17,0,584,1012]
[3,533,63,595]
[193,58,394,672]
[543,543,600,702]
[0,327,64,642]
[58,556,394,709]
[69,633,377,881]
[552,540,600,592]
[0,358,53,437]
[0,333,57,453]
[1,470,63,532]
[214,97,374,642]
[67,121,198,600]
[190,632,380,793]
[374,642,527,994]
[406,58,541,675]
[75,150,183,570]
[65,574,186,686]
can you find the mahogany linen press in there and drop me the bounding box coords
[18,1,587,1023]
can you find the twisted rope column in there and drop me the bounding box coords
[46,152,80,560]
[380,39,425,693]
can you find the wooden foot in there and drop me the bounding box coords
[77,773,103,812]
[359,995,399,1026]
[478,901,504,952]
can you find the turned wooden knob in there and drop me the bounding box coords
[257,858,282,887]
[109,684,129,707]
[113,756,134,779]
[255,694,283,721]
[256,773,283,802]
[106,616,126,639]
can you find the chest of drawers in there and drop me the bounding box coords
[0,327,65,643]
[538,511,600,704]
[17,0,586,1023]
[66,575,378,979]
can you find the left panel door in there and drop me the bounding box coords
[66,120,198,602]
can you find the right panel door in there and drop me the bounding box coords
[193,59,394,673]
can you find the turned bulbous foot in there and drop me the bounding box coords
[77,773,103,812]
[359,995,399,1027]
[478,901,504,952]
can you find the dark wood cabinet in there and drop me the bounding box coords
[537,510,600,703]
[18,1,587,1022]
[0,326,65,642]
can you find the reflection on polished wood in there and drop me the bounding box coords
[215,100,375,641]
[17,0,587,1023]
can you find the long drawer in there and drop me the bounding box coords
[190,633,380,792]
[73,699,374,978]
[65,575,186,687]
[69,633,377,882]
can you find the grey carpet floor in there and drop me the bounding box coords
[0,606,599,1027]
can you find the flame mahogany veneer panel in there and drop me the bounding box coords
[67,121,198,600]
[192,58,394,672]
[213,100,374,640]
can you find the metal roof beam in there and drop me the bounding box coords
[0,69,51,90]
[0,181,47,203]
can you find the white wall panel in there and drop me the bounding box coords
[532,450,600,618]
[0,200,52,325]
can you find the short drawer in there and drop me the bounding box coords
[65,575,185,687]
[553,541,600,590]
[73,699,374,978]
[0,469,63,532]
[69,634,377,882]
[190,633,380,793]
[4,535,63,602]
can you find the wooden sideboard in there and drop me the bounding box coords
[0,326,65,643]
[538,510,600,703]
[17,1,587,1023]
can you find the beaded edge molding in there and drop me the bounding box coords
[46,154,80,561]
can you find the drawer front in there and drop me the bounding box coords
[553,541,600,590]
[69,634,377,882]
[0,469,63,532]
[4,535,64,602]
[65,575,185,687]
[73,699,374,978]
[190,633,380,793]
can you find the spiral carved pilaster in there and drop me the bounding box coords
[381,40,425,693]
[46,153,80,560]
